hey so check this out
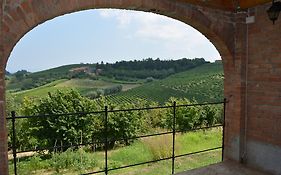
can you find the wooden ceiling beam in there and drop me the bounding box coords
[239,0,271,9]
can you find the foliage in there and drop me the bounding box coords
[99,58,206,80]
[50,148,98,172]
[18,91,152,150]
[165,98,201,131]
[5,93,26,150]
[21,89,99,151]
[106,101,147,147]
[163,97,222,131]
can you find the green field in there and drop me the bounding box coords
[10,128,222,175]
[106,63,223,104]
[11,79,141,103]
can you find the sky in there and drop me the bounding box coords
[6,9,221,73]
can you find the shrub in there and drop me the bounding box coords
[21,90,100,151]
[164,97,222,131]
[106,101,146,148]
[50,148,97,172]
[165,98,201,131]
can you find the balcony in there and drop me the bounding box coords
[8,100,226,175]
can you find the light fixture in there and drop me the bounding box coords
[267,0,281,24]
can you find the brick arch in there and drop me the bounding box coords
[0,0,239,174]
[2,0,235,67]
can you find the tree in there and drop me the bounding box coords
[21,90,99,151]
[104,100,147,148]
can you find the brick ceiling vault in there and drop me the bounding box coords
[175,0,272,11]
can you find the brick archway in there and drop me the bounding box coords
[0,0,245,174]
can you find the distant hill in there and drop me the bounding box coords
[6,58,207,92]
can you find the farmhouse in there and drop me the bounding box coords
[69,66,92,74]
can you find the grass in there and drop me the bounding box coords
[12,79,68,103]
[9,128,222,175]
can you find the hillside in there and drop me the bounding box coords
[8,61,223,105]
[106,62,223,104]
[6,58,207,92]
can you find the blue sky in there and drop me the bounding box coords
[6,9,220,73]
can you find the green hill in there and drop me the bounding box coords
[7,64,95,91]
[105,63,223,104]
[8,61,223,105]
[7,58,207,92]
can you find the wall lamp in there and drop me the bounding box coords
[267,0,281,24]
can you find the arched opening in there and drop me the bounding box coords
[0,1,237,174]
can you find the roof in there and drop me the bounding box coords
[177,0,272,11]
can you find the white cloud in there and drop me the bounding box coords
[98,9,220,61]
[99,9,134,28]
[98,9,205,42]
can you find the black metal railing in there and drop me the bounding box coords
[7,98,227,175]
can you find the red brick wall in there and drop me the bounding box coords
[3,0,280,174]
[0,1,9,174]
[247,4,281,147]
[244,4,281,174]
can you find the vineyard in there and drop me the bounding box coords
[105,63,223,104]
[9,62,223,105]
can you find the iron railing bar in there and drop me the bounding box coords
[107,131,173,142]
[105,124,222,143]
[81,169,105,175]
[104,106,108,175]
[83,156,174,175]
[175,124,223,133]
[107,124,222,143]
[15,140,104,154]
[6,110,105,120]
[105,101,226,113]
[83,146,222,175]
[176,101,225,108]
[175,146,222,159]
[6,106,174,120]
[107,105,173,113]
[6,100,227,120]
[108,156,173,171]
[172,101,176,174]
[15,125,222,154]
[11,111,17,175]
[222,98,227,161]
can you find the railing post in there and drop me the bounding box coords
[11,111,17,175]
[104,106,108,175]
[172,101,176,174]
[222,98,227,161]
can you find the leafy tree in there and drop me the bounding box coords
[21,90,99,151]
[198,105,221,127]
[164,97,221,131]
[101,99,147,148]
